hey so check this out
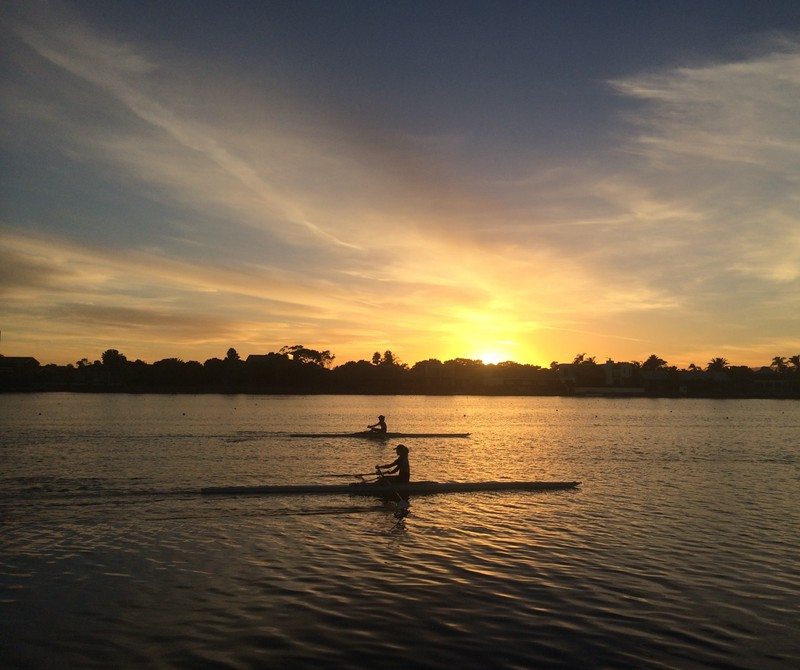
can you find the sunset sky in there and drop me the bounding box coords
[2,1,799,369]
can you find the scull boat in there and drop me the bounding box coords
[200,480,581,496]
[289,431,471,438]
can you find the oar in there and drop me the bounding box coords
[322,472,376,478]
[375,467,410,515]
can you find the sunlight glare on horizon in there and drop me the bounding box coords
[474,348,517,366]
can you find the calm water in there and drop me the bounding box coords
[1,394,798,669]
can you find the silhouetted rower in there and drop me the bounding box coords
[368,415,387,433]
[377,444,410,484]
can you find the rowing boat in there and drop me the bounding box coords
[200,480,581,496]
[289,431,471,438]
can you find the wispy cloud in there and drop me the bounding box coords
[604,38,800,291]
[610,40,800,169]
[7,3,369,250]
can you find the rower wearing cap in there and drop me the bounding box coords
[376,444,410,484]
[368,415,387,433]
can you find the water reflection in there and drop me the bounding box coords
[2,395,799,670]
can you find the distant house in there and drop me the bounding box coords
[603,360,637,386]
[0,356,41,388]
[0,356,40,373]
[557,360,644,396]
[751,366,797,397]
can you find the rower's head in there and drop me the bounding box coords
[378,415,385,420]
[395,444,408,455]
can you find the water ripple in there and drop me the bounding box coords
[2,395,799,669]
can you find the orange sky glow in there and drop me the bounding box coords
[2,3,799,370]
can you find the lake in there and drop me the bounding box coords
[1,394,798,669]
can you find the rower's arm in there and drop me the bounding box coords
[377,457,399,471]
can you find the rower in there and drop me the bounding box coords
[367,414,387,433]
[376,444,410,484]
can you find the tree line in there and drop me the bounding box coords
[2,346,799,397]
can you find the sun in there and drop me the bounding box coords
[477,350,507,365]
[469,340,542,366]
[473,341,524,364]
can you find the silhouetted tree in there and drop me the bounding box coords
[101,349,127,367]
[330,359,380,392]
[280,345,334,368]
[410,359,443,378]
[151,358,204,386]
[770,356,787,373]
[126,359,149,386]
[20,344,800,397]
[203,357,227,384]
[369,350,405,368]
[707,357,729,372]
[642,354,667,371]
[408,359,444,391]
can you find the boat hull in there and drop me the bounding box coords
[289,431,471,438]
[200,480,581,496]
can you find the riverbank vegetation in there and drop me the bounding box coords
[2,347,798,397]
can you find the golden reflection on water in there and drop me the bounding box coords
[2,394,799,669]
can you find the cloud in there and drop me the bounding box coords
[603,39,800,291]
[0,228,375,361]
[2,3,517,260]
[5,3,368,250]
[610,41,800,169]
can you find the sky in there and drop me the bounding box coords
[2,0,799,369]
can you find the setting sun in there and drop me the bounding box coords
[472,341,522,365]
[475,350,506,365]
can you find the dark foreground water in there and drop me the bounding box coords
[1,394,798,669]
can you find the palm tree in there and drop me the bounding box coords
[771,356,787,373]
[642,354,667,371]
[788,355,800,374]
[706,357,729,372]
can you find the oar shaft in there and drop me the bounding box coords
[374,468,408,506]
